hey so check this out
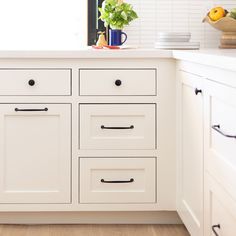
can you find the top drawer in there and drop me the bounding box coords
[0,69,71,96]
[79,69,157,96]
[205,79,236,199]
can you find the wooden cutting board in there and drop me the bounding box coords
[220,32,236,48]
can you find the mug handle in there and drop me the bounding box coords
[121,32,127,45]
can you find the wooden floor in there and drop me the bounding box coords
[0,224,190,236]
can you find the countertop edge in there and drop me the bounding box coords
[173,50,236,72]
[0,49,173,59]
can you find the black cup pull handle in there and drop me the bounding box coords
[195,88,202,95]
[212,224,220,236]
[101,125,134,130]
[15,108,48,112]
[212,125,236,139]
[101,178,134,184]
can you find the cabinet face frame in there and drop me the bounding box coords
[0,58,177,214]
[176,69,204,236]
[0,103,72,204]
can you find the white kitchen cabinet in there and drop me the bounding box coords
[177,59,236,236]
[177,70,204,236]
[0,104,71,204]
[0,58,177,224]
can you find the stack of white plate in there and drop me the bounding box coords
[155,32,200,50]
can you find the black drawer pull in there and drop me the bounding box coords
[15,108,48,112]
[101,178,134,184]
[101,125,134,130]
[195,88,202,95]
[212,224,220,236]
[212,125,236,139]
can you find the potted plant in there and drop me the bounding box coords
[99,0,138,46]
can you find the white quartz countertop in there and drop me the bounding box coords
[173,49,236,72]
[0,48,173,59]
[0,48,235,72]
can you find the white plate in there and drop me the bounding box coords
[155,42,200,46]
[155,45,200,50]
[156,37,191,42]
[157,32,191,37]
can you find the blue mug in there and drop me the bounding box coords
[109,29,127,46]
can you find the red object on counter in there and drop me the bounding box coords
[92,45,121,50]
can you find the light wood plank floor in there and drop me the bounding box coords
[0,224,190,236]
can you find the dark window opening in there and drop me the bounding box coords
[87,0,106,45]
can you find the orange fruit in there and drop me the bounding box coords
[209,7,226,21]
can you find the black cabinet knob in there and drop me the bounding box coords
[28,79,35,86]
[195,88,202,95]
[115,79,122,86]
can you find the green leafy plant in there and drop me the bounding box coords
[99,0,138,30]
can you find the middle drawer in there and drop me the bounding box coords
[79,104,156,150]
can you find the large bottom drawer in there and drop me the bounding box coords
[80,158,156,204]
[205,174,236,236]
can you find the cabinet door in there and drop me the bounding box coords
[177,71,204,236]
[0,104,71,204]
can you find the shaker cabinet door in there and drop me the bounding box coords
[177,71,204,236]
[0,104,71,204]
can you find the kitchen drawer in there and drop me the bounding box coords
[205,80,236,199]
[80,158,156,203]
[0,69,71,95]
[79,104,156,150]
[79,69,156,96]
[205,174,236,236]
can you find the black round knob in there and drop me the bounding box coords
[195,88,202,95]
[28,79,35,86]
[115,79,122,86]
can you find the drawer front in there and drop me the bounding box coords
[79,69,156,96]
[211,197,236,236]
[80,104,156,150]
[80,158,156,203]
[0,69,71,95]
[205,80,236,199]
[210,96,236,168]
[206,175,236,236]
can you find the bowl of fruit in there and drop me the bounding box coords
[203,7,236,48]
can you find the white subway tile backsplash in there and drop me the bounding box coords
[125,0,235,48]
